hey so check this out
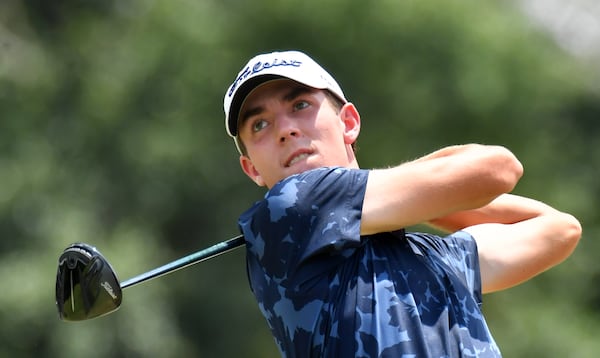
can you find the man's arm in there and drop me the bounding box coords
[430,194,582,293]
[360,144,523,235]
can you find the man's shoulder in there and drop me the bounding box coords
[262,166,368,205]
[272,166,367,190]
[404,230,476,250]
[386,230,479,270]
[239,166,368,238]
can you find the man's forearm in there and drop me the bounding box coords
[361,144,522,235]
[427,193,561,233]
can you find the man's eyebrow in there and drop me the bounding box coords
[240,105,265,127]
[282,85,314,102]
[239,85,316,127]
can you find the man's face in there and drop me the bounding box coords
[237,79,360,188]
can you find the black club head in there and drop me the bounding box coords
[56,243,122,321]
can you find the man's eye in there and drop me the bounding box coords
[294,101,309,111]
[252,120,268,132]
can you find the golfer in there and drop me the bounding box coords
[223,50,581,357]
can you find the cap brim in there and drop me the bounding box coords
[227,74,282,137]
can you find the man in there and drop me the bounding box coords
[223,50,581,357]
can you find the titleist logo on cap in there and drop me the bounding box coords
[227,58,303,97]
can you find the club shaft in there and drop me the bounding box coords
[120,235,245,289]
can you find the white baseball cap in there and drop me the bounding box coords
[223,50,348,138]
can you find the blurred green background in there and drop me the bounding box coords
[1,0,599,356]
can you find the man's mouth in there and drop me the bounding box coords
[286,152,310,167]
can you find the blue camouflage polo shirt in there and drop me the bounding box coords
[240,167,501,357]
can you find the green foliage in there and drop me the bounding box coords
[1,0,598,356]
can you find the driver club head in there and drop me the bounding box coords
[56,243,122,321]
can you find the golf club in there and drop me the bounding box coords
[55,235,245,321]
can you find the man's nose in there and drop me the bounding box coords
[276,116,300,143]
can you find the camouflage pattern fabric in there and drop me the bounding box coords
[240,167,501,357]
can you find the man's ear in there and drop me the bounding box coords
[340,103,361,145]
[239,155,266,187]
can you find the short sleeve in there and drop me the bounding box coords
[239,167,369,281]
[406,230,483,305]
